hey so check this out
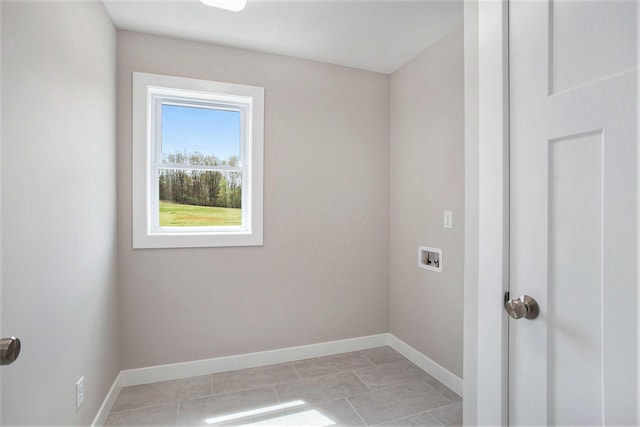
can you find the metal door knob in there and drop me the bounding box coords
[0,337,21,365]
[505,295,539,320]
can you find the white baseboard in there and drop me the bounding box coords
[119,333,389,387]
[91,372,122,427]
[93,333,463,425]
[388,334,463,397]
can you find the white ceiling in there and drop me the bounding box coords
[102,0,463,74]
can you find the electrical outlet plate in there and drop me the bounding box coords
[76,376,85,411]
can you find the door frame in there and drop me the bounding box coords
[465,1,640,425]
[0,0,4,420]
[463,0,510,425]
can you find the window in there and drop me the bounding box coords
[132,72,264,248]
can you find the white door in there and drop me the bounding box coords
[509,0,638,425]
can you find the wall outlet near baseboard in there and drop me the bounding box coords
[76,376,85,411]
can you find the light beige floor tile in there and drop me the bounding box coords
[112,375,213,412]
[105,403,178,426]
[359,347,406,365]
[293,352,373,379]
[177,386,279,426]
[347,381,451,426]
[275,371,369,404]
[211,363,299,395]
[429,401,462,426]
[353,360,436,390]
[107,350,462,427]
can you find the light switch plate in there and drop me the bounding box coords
[76,376,85,411]
[443,210,453,229]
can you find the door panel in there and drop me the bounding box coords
[548,132,603,425]
[509,0,638,425]
[550,1,637,94]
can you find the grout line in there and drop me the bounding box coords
[427,409,447,427]
[207,365,305,398]
[269,377,373,410]
[269,376,306,388]
[293,364,373,381]
[290,361,302,380]
[283,368,361,384]
[108,401,179,415]
[351,369,372,392]
[430,383,462,402]
[423,379,454,405]
[367,409,435,427]
[354,378,430,395]
[426,400,463,426]
[174,401,180,426]
[427,400,462,412]
[289,351,376,380]
[272,385,282,404]
[267,385,287,421]
[358,350,377,366]
[191,384,279,403]
[345,396,368,426]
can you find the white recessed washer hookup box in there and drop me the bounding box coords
[419,246,442,272]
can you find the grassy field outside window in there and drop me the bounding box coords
[159,200,241,227]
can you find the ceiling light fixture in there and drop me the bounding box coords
[199,0,247,12]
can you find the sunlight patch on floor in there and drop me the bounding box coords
[204,400,307,424]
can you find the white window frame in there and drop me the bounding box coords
[132,72,264,248]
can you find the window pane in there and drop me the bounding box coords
[158,170,242,227]
[161,104,240,166]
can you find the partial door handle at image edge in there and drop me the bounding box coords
[0,337,21,365]
[505,294,539,320]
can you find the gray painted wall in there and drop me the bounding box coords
[389,27,465,378]
[117,31,391,369]
[1,1,119,425]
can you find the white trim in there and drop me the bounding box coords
[463,0,480,424]
[477,0,510,424]
[119,334,389,387]
[388,335,463,397]
[132,72,264,249]
[91,372,122,427]
[464,0,511,425]
[0,1,4,420]
[149,91,251,235]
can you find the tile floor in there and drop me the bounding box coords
[105,347,462,426]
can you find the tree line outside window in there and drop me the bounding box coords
[158,151,242,209]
